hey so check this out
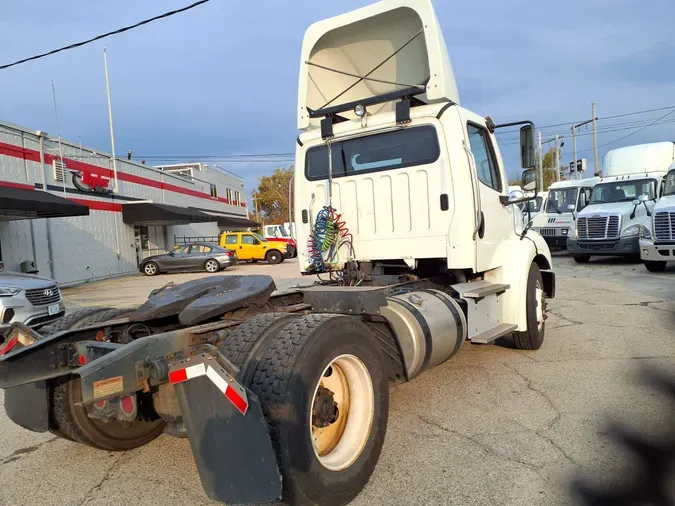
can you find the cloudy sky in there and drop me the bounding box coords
[1,0,674,201]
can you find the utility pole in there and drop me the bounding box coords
[103,49,119,193]
[571,118,594,180]
[537,130,543,192]
[592,102,599,177]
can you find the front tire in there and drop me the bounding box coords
[249,314,388,506]
[513,263,546,351]
[143,261,159,276]
[644,260,667,272]
[266,250,283,264]
[573,255,591,264]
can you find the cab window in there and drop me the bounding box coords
[467,124,502,192]
[241,235,256,245]
[305,126,440,181]
[225,235,238,245]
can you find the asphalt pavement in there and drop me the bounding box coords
[0,255,673,505]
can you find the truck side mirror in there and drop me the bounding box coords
[520,125,535,169]
[638,193,649,202]
[521,168,537,192]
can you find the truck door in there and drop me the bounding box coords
[223,233,245,258]
[462,115,514,271]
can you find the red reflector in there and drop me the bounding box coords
[120,395,134,414]
[169,369,188,384]
[95,400,106,409]
[225,386,248,415]
[79,355,87,365]
[0,336,19,356]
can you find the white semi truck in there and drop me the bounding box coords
[567,142,674,263]
[531,177,599,249]
[639,163,675,271]
[0,2,554,505]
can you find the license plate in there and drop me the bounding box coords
[48,303,60,316]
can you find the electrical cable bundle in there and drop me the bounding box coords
[307,206,354,274]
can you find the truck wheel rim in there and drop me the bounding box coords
[144,264,156,275]
[535,280,544,332]
[206,261,218,272]
[309,354,375,471]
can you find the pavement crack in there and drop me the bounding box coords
[548,311,583,326]
[77,452,126,506]
[502,364,581,468]
[414,414,542,471]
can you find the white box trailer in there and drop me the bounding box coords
[531,177,600,249]
[0,1,555,505]
[639,163,675,271]
[569,142,674,263]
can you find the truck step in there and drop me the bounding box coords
[470,323,518,344]
[452,280,510,299]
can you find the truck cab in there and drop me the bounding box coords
[531,178,598,248]
[639,163,675,271]
[294,0,554,342]
[567,142,673,263]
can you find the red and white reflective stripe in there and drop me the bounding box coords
[168,363,206,384]
[169,363,248,415]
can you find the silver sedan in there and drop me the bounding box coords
[139,243,238,276]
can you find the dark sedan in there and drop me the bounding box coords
[140,243,237,276]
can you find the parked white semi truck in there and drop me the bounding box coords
[639,164,675,271]
[0,2,554,505]
[531,178,599,249]
[567,142,674,263]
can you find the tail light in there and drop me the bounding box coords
[226,251,235,257]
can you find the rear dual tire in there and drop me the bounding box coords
[45,307,166,450]
[222,313,388,506]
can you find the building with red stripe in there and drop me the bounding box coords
[0,121,255,285]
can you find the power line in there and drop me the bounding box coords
[577,108,675,154]
[0,0,211,71]
[495,105,675,136]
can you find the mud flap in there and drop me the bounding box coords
[171,354,281,504]
[4,381,49,432]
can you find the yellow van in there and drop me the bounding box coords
[219,231,288,264]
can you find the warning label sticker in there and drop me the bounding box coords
[92,376,124,398]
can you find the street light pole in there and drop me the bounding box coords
[538,131,543,192]
[592,102,599,176]
[571,118,594,180]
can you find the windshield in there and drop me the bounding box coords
[278,226,288,237]
[665,170,675,196]
[546,188,578,213]
[252,232,267,242]
[589,179,656,204]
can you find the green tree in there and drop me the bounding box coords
[252,166,294,224]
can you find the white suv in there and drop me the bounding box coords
[0,271,65,330]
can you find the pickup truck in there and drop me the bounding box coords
[219,231,288,264]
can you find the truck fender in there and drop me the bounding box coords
[485,232,553,331]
